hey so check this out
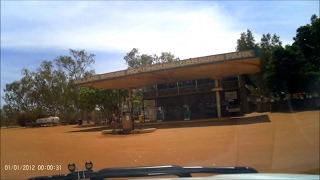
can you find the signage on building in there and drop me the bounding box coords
[229,108,241,112]
[144,100,156,107]
[225,91,237,100]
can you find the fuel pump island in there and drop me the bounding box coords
[101,89,156,135]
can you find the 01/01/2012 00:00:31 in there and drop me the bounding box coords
[4,165,62,171]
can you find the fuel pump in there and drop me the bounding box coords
[121,110,133,131]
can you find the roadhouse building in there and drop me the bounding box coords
[74,49,260,121]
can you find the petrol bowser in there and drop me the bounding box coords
[156,106,164,121]
[121,111,133,131]
[183,105,190,120]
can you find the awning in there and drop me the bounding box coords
[74,49,261,90]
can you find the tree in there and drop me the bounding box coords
[1,105,20,126]
[2,49,97,125]
[154,52,180,64]
[132,88,143,112]
[258,33,282,95]
[3,68,47,126]
[265,45,305,93]
[29,61,68,116]
[54,49,96,80]
[94,89,118,118]
[293,14,320,69]
[235,29,259,51]
[3,68,35,113]
[292,14,320,93]
[235,29,282,96]
[0,108,8,126]
[265,15,320,94]
[124,48,180,69]
[77,87,97,117]
[124,48,153,69]
[78,87,128,121]
[54,49,97,118]
[3,67,51,126]
[235,29,261,95]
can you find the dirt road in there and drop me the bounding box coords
[1,111,319,179]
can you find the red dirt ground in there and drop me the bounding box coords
[1,111,319,179]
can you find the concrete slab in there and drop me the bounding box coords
[102,128,156,135]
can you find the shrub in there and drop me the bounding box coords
[16,113,33,127]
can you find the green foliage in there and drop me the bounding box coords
[235,29,260,51]
[265,46,304,93]
[29,61,68,115]
[1,105,18,126]
[2,49,96,126]
[0,108,8,126]
[16,113,32,127]
[264,14,320,94]
[293,14,320,92]
[78,87,128,118]
[154,52,180,64]
[132,89,143,112]
[15,108,48,127]
[124,48,180,69]
[236,15,319,96]
[3,69,35,113]
[236,29,282,96]
[293,14,320,68]
[55,49,96,80]
[78,87,96,114]
[54,49,96,116]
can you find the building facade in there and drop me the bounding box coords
[143,76,250,121]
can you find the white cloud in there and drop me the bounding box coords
[94,58,127,74]
[1,1,244,60]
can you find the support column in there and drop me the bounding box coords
[214,79,222,119]
[239,75,249,115]
[156,85,158,97]
[128,88,133,114]
[117,89,121,121]
[177,82,179,94]
[195,79,198,92]
[142,99,145,122]
[125,88,133,130]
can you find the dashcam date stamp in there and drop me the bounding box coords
[4,165,36,171]
[4,165,62,171]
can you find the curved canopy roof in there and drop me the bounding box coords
[73,49,260,89]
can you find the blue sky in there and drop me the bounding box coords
[1,1,319,107]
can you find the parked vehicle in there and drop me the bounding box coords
[35,116,60,126]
